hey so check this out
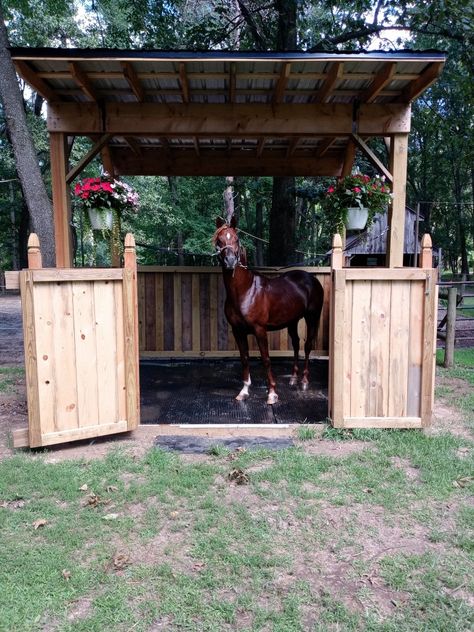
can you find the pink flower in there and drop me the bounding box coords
[353,187,361,193]
[327,186,335,193]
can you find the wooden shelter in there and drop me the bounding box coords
[7,48,445,445]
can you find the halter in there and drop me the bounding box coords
[212,227,247,271]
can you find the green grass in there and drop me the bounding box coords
[0,352,473,630]
[0,366,24,393]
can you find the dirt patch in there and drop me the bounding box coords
[302,439,369,457]
[390,456,421,482]
[431,398,473,440]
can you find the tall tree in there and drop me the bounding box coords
[0,1,55,265]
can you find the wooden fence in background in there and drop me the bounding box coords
[137,266,331,358]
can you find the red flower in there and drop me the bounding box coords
[353,187,361,193]
[327,186,335,193]
[101,182,113,192]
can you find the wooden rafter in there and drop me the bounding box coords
[351,133,393,183]
[101,144,116,177]
[229,62,236,103]
[313,61,344,103]
[66,133,112,184]
[124,136,142,156]
[121,62,145,102]
[193,137,200,157]
[179,62,190,103]
[286,137,300,158]
[256,137,266,157]
[361,62,396,103]
[14,60,59,102]
[69,62,98,101]
[397,62,444,103]
[272,62,291,104]
[340,138,356,178]
[314,137,336,158]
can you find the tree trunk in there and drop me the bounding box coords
[268,177,296,265]
[269,0,297,265]
[255,198,264,266]
[224,176,235,223]
[0,7,55,266]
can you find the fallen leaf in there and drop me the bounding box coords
[113,553,130,570]
[169,511,180,519]
[192,562,206,572]
[102,513,119,521]
[79,484,88,492]
[62,569,71,581]
[453,476,473,488]
[85,492,100,507]
[228,468,249,485]
[32,518,48,530]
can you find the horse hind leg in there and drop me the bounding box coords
[233,328,251,401]
[288,321,300,387]
[302,311,320,391]
[254,326,278,405]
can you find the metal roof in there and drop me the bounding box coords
[9,48,446,177]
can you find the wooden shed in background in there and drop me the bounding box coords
[6,48,445,446]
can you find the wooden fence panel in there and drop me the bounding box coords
[138,266,331,358]
[14,234,139,448]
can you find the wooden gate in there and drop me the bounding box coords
[329,235,438,428]
[10,234,139,448]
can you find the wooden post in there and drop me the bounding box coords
[419,234,432,268]
[27,233,43,269]
[444,287,457,368]
[331,233,343,270]
[387,133,408,268]
[123,233,140,425]
[50,132,73,268]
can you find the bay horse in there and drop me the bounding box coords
[213,216,324,405]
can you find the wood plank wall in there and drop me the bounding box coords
[138,266,331,357]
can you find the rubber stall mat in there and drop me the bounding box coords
[155,435,294,453]
[140,358,328,425]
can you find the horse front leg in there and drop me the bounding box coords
[302,313,319,391]
[288,321,300,387]
[233,327,251,401]
[254,326,278,405]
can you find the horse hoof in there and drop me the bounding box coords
[236,392,249,401]
[289,377,298,387]
[267,392,279,405]
[301,382,309,392]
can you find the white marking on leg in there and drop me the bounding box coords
[267,391,279,405]
[236,376,251,401]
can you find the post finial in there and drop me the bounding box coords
[331,233,343,269]
[420,233,433,268]
[27,233,42,269]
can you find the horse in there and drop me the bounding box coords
[213,216,324,405]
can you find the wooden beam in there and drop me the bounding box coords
[123,136,142,157]
[229,62,236,103]
[314,137,336,158]
[69,62,98,101]
[14,60,59,102]
[387,133,408,267]
[101,143,116,176]
[179,62,190,103]
[66,133,112,184]
[50,132,73,267]
[256,137,265,157]
[313,61,344,103]
[361,62,396,103]
[193,137,201,157]
[121,61,145,102]
[397,62,444,103]
[111,147,343,177]
[272,62,291,104]
[351,133,393,183]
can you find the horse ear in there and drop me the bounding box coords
[216,217,225,229]
[230,215,237,229]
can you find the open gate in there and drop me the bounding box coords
[329,234,438,428]
[8,234,139,448]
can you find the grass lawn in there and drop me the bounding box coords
[0,352,473,631]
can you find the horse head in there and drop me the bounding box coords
[213,216,243,270]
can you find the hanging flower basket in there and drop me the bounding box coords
[88,208,113,230]
[346,206,369,230]
[321,173,392,234]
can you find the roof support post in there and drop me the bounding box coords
[387,133,408,268]
[50,132,73,267]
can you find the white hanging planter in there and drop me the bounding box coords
[346,206,369,230]
[88,208,113,230]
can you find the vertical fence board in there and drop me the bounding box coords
[144,273,156,351]
[200,275,211,351]
[209,273,218,351]
[137,273,146,352]
[163,273,174,351]
[388,281,410,417]
[114,281,127,421]
[22,272,42,447]
[34,282,57,437]
[342,279,353,418]
[350,280,371,417]
[94,281,118,424]
[192,274,201,352]
[368,281,391,417]
[154,273,164,352]
[407,281,424,417]
[73,282,99,427]
[173,274,182,352]
[181,274,192,351]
